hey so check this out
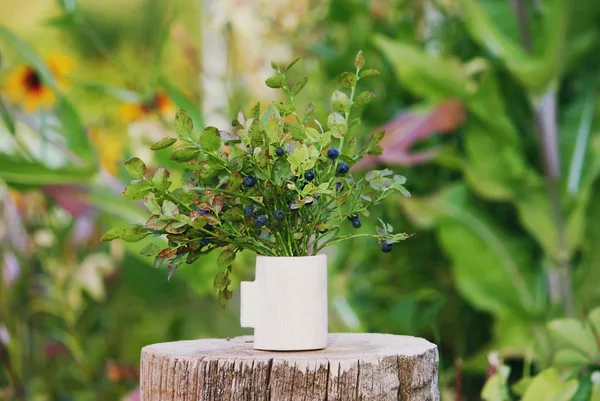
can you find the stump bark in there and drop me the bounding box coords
[140,333,439,401]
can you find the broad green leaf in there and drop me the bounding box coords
[140,243,161,257]
[359,69,380,79]
[0,156,96,186]
[123,181,152,201]
[481,365,510,401]
[151,137,177,150]
[432,184,542,317]
[327,112,347,138]
[331,90,352,113]
[374,36,474,101]
[291,77,308,96]
[175,108,193,139]
[339,72,356,89]
[121,226,150,242]
[170,146,199,163]
[217,248,236,268]
[0,100,16,135]
[151,167,171,191]
[354,50,365,69]
[456,0,569,94]
[100,228,124,242]
[161,200,179,217]
[521,368,578,401]
[305,127,321,143]
[124,157,146,179]
[200,127,222,152]
[354,91,375,107]
[265,75,283,88]
[546,318,597,357]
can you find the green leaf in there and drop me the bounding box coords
[0,100,16,135]
[327,112,348,138]
[123,181,152,201]
[546,318,597,357]
[481,365,510,401]
[305,127,321,143]
[161,200,179,217]
[286,57,301,71]
[217,248,236,268]
[100,228,124,241]
[354,91,375,107]
[265,74,284,88]
[249,102,261,119]
[424,185,543,318]
[151,167,171,191]
[121,226,150,242]
[354,50,365,70]
[151,137,177,150]
[304,102,315,125]
[331,90,352,113]
[175,108,194,139]
[359,69,380,79]
[291,77,308,96]
[521,369,578,401]
[170,146,200,163]
[213,269,233,307]
[339,72,356,89]
[124,157,146,179]
[143,195,162,215]
[200,127,222,152]
[374,36,474,101]
[140,243,161,257]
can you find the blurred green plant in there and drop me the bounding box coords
[308,0,600,398]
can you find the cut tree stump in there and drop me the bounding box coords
[140,333,439,401]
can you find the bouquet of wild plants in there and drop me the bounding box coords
[102,52,410,304]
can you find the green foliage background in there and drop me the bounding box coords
[2,0,600,400]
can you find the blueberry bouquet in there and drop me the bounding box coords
[102,52,410,304]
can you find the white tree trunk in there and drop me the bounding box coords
[140,333,439,400]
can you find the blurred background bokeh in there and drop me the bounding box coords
[2,0,600,399]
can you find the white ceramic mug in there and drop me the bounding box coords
[240,254,328,351]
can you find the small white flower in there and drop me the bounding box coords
[591,371,600,384]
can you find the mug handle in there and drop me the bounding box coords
[240,281,257,328]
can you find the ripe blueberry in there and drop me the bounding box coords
[274,210,285,220]
[255,215,268,227]
[243,176,257,187]
[351,217,362,229]
[304,170,315,181]
[275,147,285,157]
[244,205,255,217]
[337,161,350,175]
[381,241,394,253]
[327,148,340,160]
[336,182,344,192]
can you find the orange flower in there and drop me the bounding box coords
[118,91,175,122]
[4,53,74,112]
[88,128,126,176]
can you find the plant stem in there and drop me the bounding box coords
[0,342,26,401]
[510,0,574,316]
[535,89,574,316]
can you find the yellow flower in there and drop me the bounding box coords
[3,53,74,112]
[118,91,175,123]
[89,128,126,176]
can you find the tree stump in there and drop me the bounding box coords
[141,333,439,400]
